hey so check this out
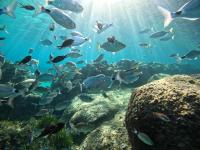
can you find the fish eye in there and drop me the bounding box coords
[14,89,19,93]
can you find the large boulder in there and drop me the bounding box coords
[125,75,200,150]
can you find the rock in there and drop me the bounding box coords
[62,89,132,134]
[147,73,170,83]
[125,75,200,150]
[79,111,131,150]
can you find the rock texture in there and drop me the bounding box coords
[125,75,200,150]
[79,111,131,150]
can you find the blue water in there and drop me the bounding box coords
[1,0,200,71]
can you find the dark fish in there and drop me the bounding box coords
[59,35,67,40]
[94,54,104,63]
[79,93,94,102]
[51,55,67,63]
[57,39,74,49]
[100,36,126,52]
[152,112,171,122]
[77,60,85,64]
[139,28,152,34]
[40,39,53,46]
[0,37,5,40]
[34,69,41,78]
[0,25,8,33]
[181,50,200,60]
[33,122,65,141]
[28,48,34,54]
[18,55,32,65]
[49,22,55,31]
[102,92,112,101]
[19,3,35,10]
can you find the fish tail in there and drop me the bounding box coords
[45,0,49,6]
[33,2,44,17]
[7,97,14,108]
[79,83,83,93]
[57,46,62,49]
[96,43,101,51]
[176,54,182,63]
[5,0,18,18]
[158,6,173,28]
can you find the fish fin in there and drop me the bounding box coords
[79,83,83,93]
[182,17,199,21]
[115,71,128,85]
[158,6,173,28]
[175,55,182,64]
[96,43,101,51]
[33,2,43,17]
[6,0,18,18]
[169,28,173,33]
[7,97,14,108]
[171,35,175,40]
[45,0,49,6]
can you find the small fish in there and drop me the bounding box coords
[0,84,20,98]
[79,93,94,102]
[150,28,173,38]
[0,37,5,41]
[133,128,154,146]
[35,6,76,29]
[51,55,67,63]
[35,69,41,78]
[115,70,142,85]
[57,39,74,49]
[0,0,18,18]
[59,35,67,40]
[152,112,171,122]
[99,36,126,52]
[28,48,34,54]
[0,25,8,33]
[139,43,152,48]
[18,55,32,65]
[16,79,36,88]
[30,59,39,66]
[71,35,89,47]
[160,35,175,41]
[71,31,84,37]
[38,73,54,82]
[55,101,68,111]
[49,22,55,31]
[181,50,200,60]
[71,49,81,53]
[35,108,53,117]
[82,74,114,92]
[95,21,113,34]
[0,54,5,65]
[40,39,53,46]
[66,52,82,58]
[77,60,85,64]
[19,3,35,10]
[39,92,57,105]
[33,122,65,141]
[65,61,77,70]
[0,98,12,107]
[139,28,153,34]
[94,54,104,63]
[102,92,112,101]
[46,0,83,13]
[158,0,200,27]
